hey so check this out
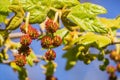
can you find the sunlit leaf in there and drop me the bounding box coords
[54,28,68,39]
[63,45,79,70]
[99,17,120,29]
[20,0,50,24]
[77,32,111,48]
[51,0,79,9]
[41,61,57,76]
[10,62,22,71]
[67,3,108,33]
[0,34,4,47]
[0,0,11,23]
[26,50,36,66]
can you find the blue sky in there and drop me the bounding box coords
[0,0,120,80]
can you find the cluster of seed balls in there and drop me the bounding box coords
[106,63,120,80]
[105,50,120,80]
[41,19,62,61]
[14,23,39,67]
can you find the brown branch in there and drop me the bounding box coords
[9,31,41,39]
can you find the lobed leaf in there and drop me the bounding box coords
[0,0,11,23]
[77,33,111,48]
[67,3,108,33]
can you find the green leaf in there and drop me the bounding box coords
[26,50,36,66]
[0,34,4,47]
[96,35,111,48]
[10,62,22,71]
[63,45,79,70]
[0,0,11,23]
[61,11,77,31]
[77,33,111,48]
[51,0,79,9]
[20,0,50,24]
[6,0,25,30]
[67,3,108,33]
[41,61,57,76]
[18,68,28,80]
[54,28,68,39]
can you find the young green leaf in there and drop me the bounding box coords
[67,3,108,33]
[63,45,79,70]
[0,0,11,23]
[20,0,50,24]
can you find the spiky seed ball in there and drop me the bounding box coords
[45,19,59,33]
[116,63,120,72]
[46,76,57,80]
[41,36,53,48]
[27,27,39,39]
[14,54,26,67]
[20,34,32,46]
[18,46,31,56]
[106,66,116,74]
[45,49,56,61]
[109,74,117,80]
[53,36,62,47]
[110,50,117,60]
[20,23,32,33]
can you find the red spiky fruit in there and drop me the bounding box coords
[18,46,31,56]
[27,27,39,39]
[110,50,117,60]
[45,19,59,33]
[14,54,26,67]
[106,66,116,74]
[45,49,56,61]
[46,76,57,80]
[41,36,53,48]
[20,23,32,33]
[20,34,32,46]
[53,36,62,47]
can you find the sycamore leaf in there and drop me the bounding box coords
[77,33,111,48]
[99,17,120,29]
[18,68,28,80]
[51,0,79,9]
[41,61,57,76]
[54,28,68,39]
[0,0,11,23]
[26,50,36,66]
[67,3,108,33]
[0,34,4,47]
[63,45,79,70]
[10,62,22,71]
[20,0,50,24]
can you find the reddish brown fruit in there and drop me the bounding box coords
[106,66,116,74]
[46,76,57,80]
[45,49,56,61]
[20,23,32,33]
[53,36,62,47]
[109,74,117,80]
[18,46,31,56]
[45,19,59,33]
[27,27,39,39]
[20,34,32,46]
[110,50,117,60]
[41,36,53,48]
[116,63,120,72]
[14,54,26,67]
